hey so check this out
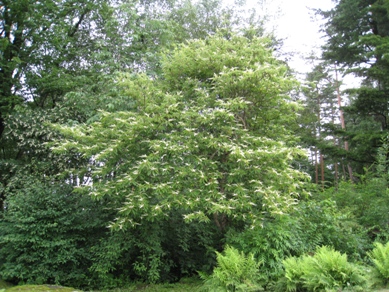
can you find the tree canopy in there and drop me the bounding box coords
[52,35,308,230]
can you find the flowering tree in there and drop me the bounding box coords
[53,35,309,231]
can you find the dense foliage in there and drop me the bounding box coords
[53,35,307,230]
[0,177,111,288]
[48,34,309,285]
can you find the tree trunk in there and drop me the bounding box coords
[320,152,325,188]
[335,64,354,182]
[315,148,319,184]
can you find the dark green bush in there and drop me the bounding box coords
[226,199,368,289]
[315,138,389,243]
[0,174,223,289]
[0,176,110,288]
[90,210,221,287]
[320,179,389,242]
[293,199,369,260]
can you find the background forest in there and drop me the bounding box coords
[2,0,389,291]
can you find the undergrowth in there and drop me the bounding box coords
[276,246,368,292]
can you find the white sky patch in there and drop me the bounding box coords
[223,0,335,75]
[274,0,334,74]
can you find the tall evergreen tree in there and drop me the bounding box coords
[319,0,389,174]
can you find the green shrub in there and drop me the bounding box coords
[278,246,368,292]
[0,176,111,289]
[316,138,389,243]
[225,216,300,286]
[226,200,369,289]
[293,199,369,260]
[199,245,263,292]
[368,241,389,285]
[90,210,220,287]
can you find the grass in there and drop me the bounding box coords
[1,285,81,292]
[0,278,202,292]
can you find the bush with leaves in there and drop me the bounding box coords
[293,199,369,260]
[226,199,368,289]
[320,179,389,241]
[199,245,263,292]
[225,216,301,286]
[318,136,389,242]
[277,246,368,292]
[90,210,221,286]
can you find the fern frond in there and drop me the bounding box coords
[368,241,389,282]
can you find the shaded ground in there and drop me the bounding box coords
[2,285,81,292]
[0,279,202,292]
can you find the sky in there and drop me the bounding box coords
[271,0,335,74]
[268,0,362,89]
[224,0,336,75]
[220,0,363,89]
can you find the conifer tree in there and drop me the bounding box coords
[319,0,389,174]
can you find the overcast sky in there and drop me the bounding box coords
[271,0,334,73]
[224,0,336,75]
